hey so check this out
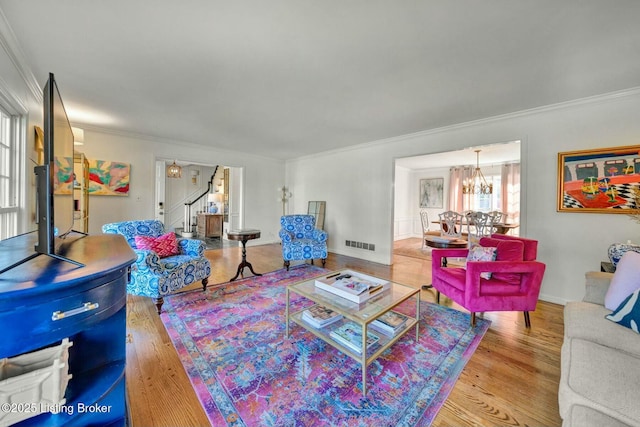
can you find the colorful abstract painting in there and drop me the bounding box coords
[88,159,130,196]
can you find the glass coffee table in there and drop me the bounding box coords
[285,270,420,396]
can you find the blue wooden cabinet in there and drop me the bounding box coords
[0,233,136,427]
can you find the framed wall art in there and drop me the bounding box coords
[557,145,640,213]
[419,177,444,208]
[88,159,130,196]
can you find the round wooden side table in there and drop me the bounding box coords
[227,229,262,281]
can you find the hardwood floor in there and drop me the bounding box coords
[126,238,563,426]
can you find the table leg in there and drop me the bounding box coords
[416,293,420,342]
[230,239,262,281]
[362,323,368,396]
[421,256,447,290]
[285,288,290,338]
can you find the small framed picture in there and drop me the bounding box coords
[419,178,444,208]
[557,145,640,213]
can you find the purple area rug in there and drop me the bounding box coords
[160,265,490,426]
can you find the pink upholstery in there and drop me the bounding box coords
[489,233,538,261]
[479,236,524,284]
[431,235,546,327]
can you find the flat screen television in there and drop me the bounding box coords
[0,73,83,274]
[35,73,76,252]
[34,72,85,266]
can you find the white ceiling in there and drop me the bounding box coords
[1,1,639,160]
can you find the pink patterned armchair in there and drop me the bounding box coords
[431,234,546,327]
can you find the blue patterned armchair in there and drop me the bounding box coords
[102,220,211,314]
[279,215,328,270]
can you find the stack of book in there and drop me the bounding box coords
[329,321,380,354]
[301,305,343,329]
[315,270,390,303]
[370,311,409,337]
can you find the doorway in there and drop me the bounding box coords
[392,141,521,256]
[154,160,244,238]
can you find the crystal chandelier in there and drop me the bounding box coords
[166,160,182,178]
[462,150,493,195]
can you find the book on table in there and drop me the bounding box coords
[329,321,380,354]
[301,305,343,329]
[314,270,390,303]
[370,310,409,337]
[431,235,461,244]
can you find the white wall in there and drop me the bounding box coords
[393,165,413,240]
[287,89,640,304]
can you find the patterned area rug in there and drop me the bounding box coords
[160,265,490,426]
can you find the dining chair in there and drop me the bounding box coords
[465,211,494,247]
[439,211,464,239]
[420,209,441,249]
[487,210,507,234]
[488,210,504,223]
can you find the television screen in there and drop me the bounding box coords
[36,73,76,255]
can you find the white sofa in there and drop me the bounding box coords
[559,271,640,427]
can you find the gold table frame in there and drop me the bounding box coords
[285,271,420,396]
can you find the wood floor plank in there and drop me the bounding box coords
[126,238,563,426]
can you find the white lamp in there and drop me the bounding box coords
[277,186,292,216]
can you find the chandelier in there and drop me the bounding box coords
[166,160,182,178]
[462,150,493,195]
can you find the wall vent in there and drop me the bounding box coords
[345,240,375,251]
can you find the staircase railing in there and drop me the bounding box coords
[183,165,219,235]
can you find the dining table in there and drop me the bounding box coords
[431,220,519,235]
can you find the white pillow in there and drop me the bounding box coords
[604,251,640,311]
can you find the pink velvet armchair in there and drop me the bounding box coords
[431,234,546,327]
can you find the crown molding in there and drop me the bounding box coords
[0,74,27,114]
[290,86,640,163]
[0,7,42,103]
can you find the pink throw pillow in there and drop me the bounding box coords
[605,251,640,311]
[134,232,179,258]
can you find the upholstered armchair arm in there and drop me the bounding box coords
[312,229,328,242]
[431,248,470,271]
[132,248,165,275]
[464,260,546,300]
[279,229,294,242]
[177,238,206,257]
